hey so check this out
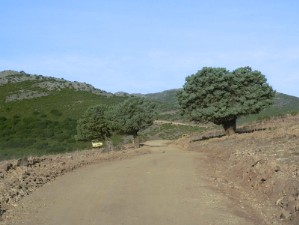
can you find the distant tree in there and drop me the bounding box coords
[177,67,275,135]
[109,97,157,148]
[76,105,111,141]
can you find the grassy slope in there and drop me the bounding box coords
[0,74,126,160]
[144,89,182,121]
[1,88,123,120]
[239,93,299,124]
[145,89,180,109]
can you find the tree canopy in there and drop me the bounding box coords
[109,96,156,147]
[76,105,111,141]
[177,67,275,135]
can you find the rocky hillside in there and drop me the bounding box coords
[0,70,127,160]
[0,70,110,103]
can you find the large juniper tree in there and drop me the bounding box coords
[109,97,156,148]
[177,67,275,135]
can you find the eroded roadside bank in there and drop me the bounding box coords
[0,147,151,220]
[178,115,299,225]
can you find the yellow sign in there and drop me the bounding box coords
[92,142,103,148]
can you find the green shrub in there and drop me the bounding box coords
[32,111,40,116]
[40,114,47,118]
[0,116,7,122]
[47,144,66,153]
[50,109,62,117]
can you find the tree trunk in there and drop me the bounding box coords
[222,118,236,136]
[133,133,140,148]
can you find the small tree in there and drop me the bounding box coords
[177,67,275,135]
[109,97,156,148]
[76,105,111,141]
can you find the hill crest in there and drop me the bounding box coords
[0,70,111,102]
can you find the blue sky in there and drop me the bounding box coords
[1,0,299,96]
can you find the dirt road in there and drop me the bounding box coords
[6,140,264,225]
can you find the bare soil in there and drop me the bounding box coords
[179,115,299,225]
[0,148,151,221]
[1,141,264,225]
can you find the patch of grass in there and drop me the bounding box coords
[140,123,206,141]
[110,134,124,147]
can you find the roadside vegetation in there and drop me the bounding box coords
[76,105,111,142]
[77,97,157,148]
[0,113,85,160]
[0,70,298,160]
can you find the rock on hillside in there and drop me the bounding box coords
[0,70,111,102]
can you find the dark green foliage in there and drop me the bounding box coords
[0,115,86,160]
[76,105,111,141]
[178,67,275,134]
[109,97,157,136]
[0,72,127,159]
[50,109,63,117]
[0,117,7,122]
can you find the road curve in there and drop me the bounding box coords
[6,140,263,225]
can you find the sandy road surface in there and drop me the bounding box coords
[6,140,263,225]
